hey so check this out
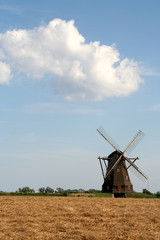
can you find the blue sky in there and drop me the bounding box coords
[0,0,160,193]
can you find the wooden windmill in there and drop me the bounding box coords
[97,127,148,197]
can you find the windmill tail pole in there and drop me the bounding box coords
[98,157,105,180]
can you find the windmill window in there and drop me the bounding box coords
[117,169,120,172]
[128,186,130,190]
[125,176,128,180]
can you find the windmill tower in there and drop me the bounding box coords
[97,127,148,197]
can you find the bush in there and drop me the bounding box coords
[61,191,68,196]
[45,187,54,194]
[18,187,35,193]
[38,187,45,193]
[143,189,152,195]
[56,187,64,193]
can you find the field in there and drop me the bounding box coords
[0,197,159,240]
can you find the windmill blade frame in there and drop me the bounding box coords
[125,156,148,180]
[105,154,123,179]
[127,157,139,169]
[97,127,121,154]
[124,130,145,155]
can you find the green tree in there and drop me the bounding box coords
[18,187,35,193]
[39,187,45,193]
[156,191,160,197]
[56,187,64,193]
[78,189,85,193]
[45,187,54,194]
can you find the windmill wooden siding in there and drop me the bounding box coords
[102,151,133,194]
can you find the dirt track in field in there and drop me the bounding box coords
[0,196,159,240]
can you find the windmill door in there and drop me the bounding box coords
[117,185,121,193]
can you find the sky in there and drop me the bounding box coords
[0,0,160,193]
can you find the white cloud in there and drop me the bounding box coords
[0,18,143,101]
[143,104,160,112]
[0,61,12,84]
[139,65,160,77]
[0,5,23,15]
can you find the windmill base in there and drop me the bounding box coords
[102,182,133,195]
[114,193,126,198]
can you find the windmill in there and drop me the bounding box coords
[97,127,148,197]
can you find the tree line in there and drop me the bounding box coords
[17,186,101,194]
[17,187,160,197]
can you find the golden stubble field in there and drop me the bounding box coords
[0,196,159,240]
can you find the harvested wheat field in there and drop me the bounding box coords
[0,197,159,240]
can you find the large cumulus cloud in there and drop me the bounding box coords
[0,18,142,101]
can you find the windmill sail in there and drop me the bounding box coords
[124,130,145,155]
[97,127,121,153]
[125,157,148,181]
[105,154,122,179]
